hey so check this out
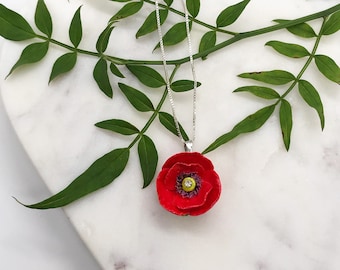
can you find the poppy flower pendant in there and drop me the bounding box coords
[156,152,221,216]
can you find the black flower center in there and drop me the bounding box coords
[176,172,201,198]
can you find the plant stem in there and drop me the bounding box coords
[279,17,327,101]
[36,4,340,66]
[128,65,180,149]
[202,16,330,154]
[112,3,340,65]
[168,3,340,65]
[142,0,236,35]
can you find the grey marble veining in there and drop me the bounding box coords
[1,0,340,269]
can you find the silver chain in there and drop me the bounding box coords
[155,0,198,152]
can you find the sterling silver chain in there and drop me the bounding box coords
[155,0,198,152]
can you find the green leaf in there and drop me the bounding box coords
[298,80,325,130]
[199,31,216,60]
[136,9,168,38]
[69,6,82,48]
[96,25,114,53]
[265,40,310,58]
[233,86,280,99]
[7,41,49,77]
[126,65,165,88]
[110,63,125,78]
[216,0,250,27]
[138,135,158,188]
[35,0,52,38]
[154,22,192,49]
[186,0,200,18]
[109,1,143,22]
[203,105,275,154]
[93,58,113,98]
[274,19,317,38]
[314,55,340,84]
[229,105,275,133]
[323,10,340,35]
[49,52,77,83]
[158,111,189,141]
[95,119,139,135]
[238,70,295,85]
[279,99,293,150]
[164,0,173,6]
[0,4,36,40]
[118,83,155,111]
[19,148,130,209]
[170,80,201,92]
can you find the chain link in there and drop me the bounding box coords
[155,0,198,152]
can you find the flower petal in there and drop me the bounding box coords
[189,171,221,216]
[157,184,185,215]
[176,181,213,210]
[161,152,214,170]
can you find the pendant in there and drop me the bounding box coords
[156,152,221,216]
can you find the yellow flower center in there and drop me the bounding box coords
[181,177,196,192]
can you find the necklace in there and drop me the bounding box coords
[155,0,221,216]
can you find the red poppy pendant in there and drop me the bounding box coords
[156,152,221,216]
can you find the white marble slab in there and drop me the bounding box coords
[1,0,340,269]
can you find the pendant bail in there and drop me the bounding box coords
[184,140,193,152]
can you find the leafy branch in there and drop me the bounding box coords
[141,0,237,35]
[2,1,339,68]
[1,0,339,209]
[203,16,331,153]
[17,64,180,209]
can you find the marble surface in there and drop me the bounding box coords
[0,101,101,270]
[0,1,100,269]
[1,0,340,269]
